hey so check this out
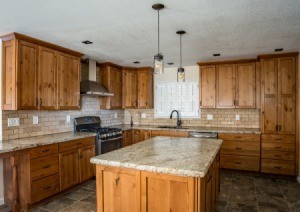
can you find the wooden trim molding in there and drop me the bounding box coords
[97,62,122,69]
[198,58,258,66]
[258,52,299,59]
[0,32,83,57]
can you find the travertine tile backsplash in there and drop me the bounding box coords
[124,109,260,128]
[1,96,124,140]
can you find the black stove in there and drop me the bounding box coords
[74,116,122,155]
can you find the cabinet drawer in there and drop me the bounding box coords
[261,151,295,161]
[220,140,260,156]
[262,134,295,143]
[31,155,59,181]
[262,142,295,152]
[220,155,260,171]
[261,159,295,175]
[31,174,60,203]
[59,137,95,152]
[218,133,260,142]
[151,130,189,138]
[30,144,58,159]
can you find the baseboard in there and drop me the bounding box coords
[0,197,4,205]
[297,176,300,184]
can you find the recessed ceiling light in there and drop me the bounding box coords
[82,40,93,45]
[274,48,283,52]
[167,62,174,65]
[213,53,221,57]
[133,61,140,64]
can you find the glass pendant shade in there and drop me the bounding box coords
[154,53,164,74]
[177,67,185,82]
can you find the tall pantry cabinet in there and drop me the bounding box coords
[260,53,298,175]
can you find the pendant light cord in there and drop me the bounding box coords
[158,10,160,54]
[180,34,182,67]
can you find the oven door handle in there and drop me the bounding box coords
[100,136,123,142]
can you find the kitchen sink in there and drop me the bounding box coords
[157,126,189,129]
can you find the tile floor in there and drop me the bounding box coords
[0,170,299,212]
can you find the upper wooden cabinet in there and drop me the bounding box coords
[260,53,297,134]
[99,63,123,109]
[1,32,83,110]
[199,60,256,109]
[122,67,154,109]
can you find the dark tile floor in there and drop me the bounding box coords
[0,170,299,212]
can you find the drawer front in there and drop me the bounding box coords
[30,144,58,159]
[261,159,295,175]
[31,155,59,181]
[31,174,60,203]
[262,142,295,152]
[220,155,260,171]
[221,140,260,157]
[151,130,189,138]
[218,133,260,142]
[262,134,295,143]
[261,151,295,161]
[59,137,95,152]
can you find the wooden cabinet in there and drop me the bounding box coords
[151,130,189,138]
[200,65,215,108]
[59,137,96,191]
[219,133,260,171]
[96,166,140,212]
[199,60,256,109]
[122,68,137,108]
[133,130,151,143]
[99,63,123,109]
[122,129,134,147]
[1,32,82,110]
[137,68,154,109]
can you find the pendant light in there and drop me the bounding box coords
[152,3,165,74]
[177,30,186,82]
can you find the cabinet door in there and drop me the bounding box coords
[123,70,137,108]
[141,171,195,212]
[277,57,296,134]
[96,166,140,212]
[38,47,57,110]
[79,146,95,182]
[200,65,215,108]
[18,41,39,109]
[205,169,213,212]
[58,53,80,110]
[122,130,134,147]
[137,70,150,108]
[216,65,235,108]
[261,59,278,133]
[59,150,79,190]
[110,67,123,108]
[235,63,256,108]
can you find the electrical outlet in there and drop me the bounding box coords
[141,113,147,118]
[8,118,20,127]
[235,114,240,121]
[114,113,118,118]
[207,114,213,120]
[66,115,71,123]
[33,116,39,125]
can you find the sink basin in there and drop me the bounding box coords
[157,126,189,129]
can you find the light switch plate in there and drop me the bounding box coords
[8,118,20,127]
[207,114,213,120]
[141,113,147,118]
[33,116,39,125]
[235,114,240,121]
[114,113,118,118]
[66,115,71,123]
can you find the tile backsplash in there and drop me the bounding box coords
[1,96,124,140]
[124,109,260,128]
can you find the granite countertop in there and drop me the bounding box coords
[91,136,223,178]
[0,132,97,155]
[109,124,261,134]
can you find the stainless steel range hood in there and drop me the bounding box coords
[80,59,114,97]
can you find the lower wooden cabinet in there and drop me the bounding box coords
[122,129,134,147]
[79,145,96,182]
[133,129,151,143]
[220,155,260,171]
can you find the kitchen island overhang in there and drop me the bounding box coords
[91,136,223,212]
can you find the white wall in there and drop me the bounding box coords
[0,39,4,204]
[154,66,199,83]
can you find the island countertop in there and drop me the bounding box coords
[91,136,223,178]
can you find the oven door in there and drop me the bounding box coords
[96,137,122,155]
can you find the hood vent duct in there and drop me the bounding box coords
[80,59,114,97]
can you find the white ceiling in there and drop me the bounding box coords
[0,0,300,67]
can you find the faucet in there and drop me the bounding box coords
[170,110,182,128]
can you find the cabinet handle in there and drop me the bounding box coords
[274,155,281,157]
[235,136,242,139]
[115,177,120,185]
[276,125,278,132]
[42,149,50,153]
[235,147,242,150]
[77,142,82,145]
[43,165,51,169]
[36,98,38,107]
[40,98,42,107]
[235,162,242,164]
[274,146,282,149]
[43,186,51,190]
[278,125,281,131]
[274,138,282,141]
[274,166,281,170]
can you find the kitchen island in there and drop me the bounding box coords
[91,136,222,212]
